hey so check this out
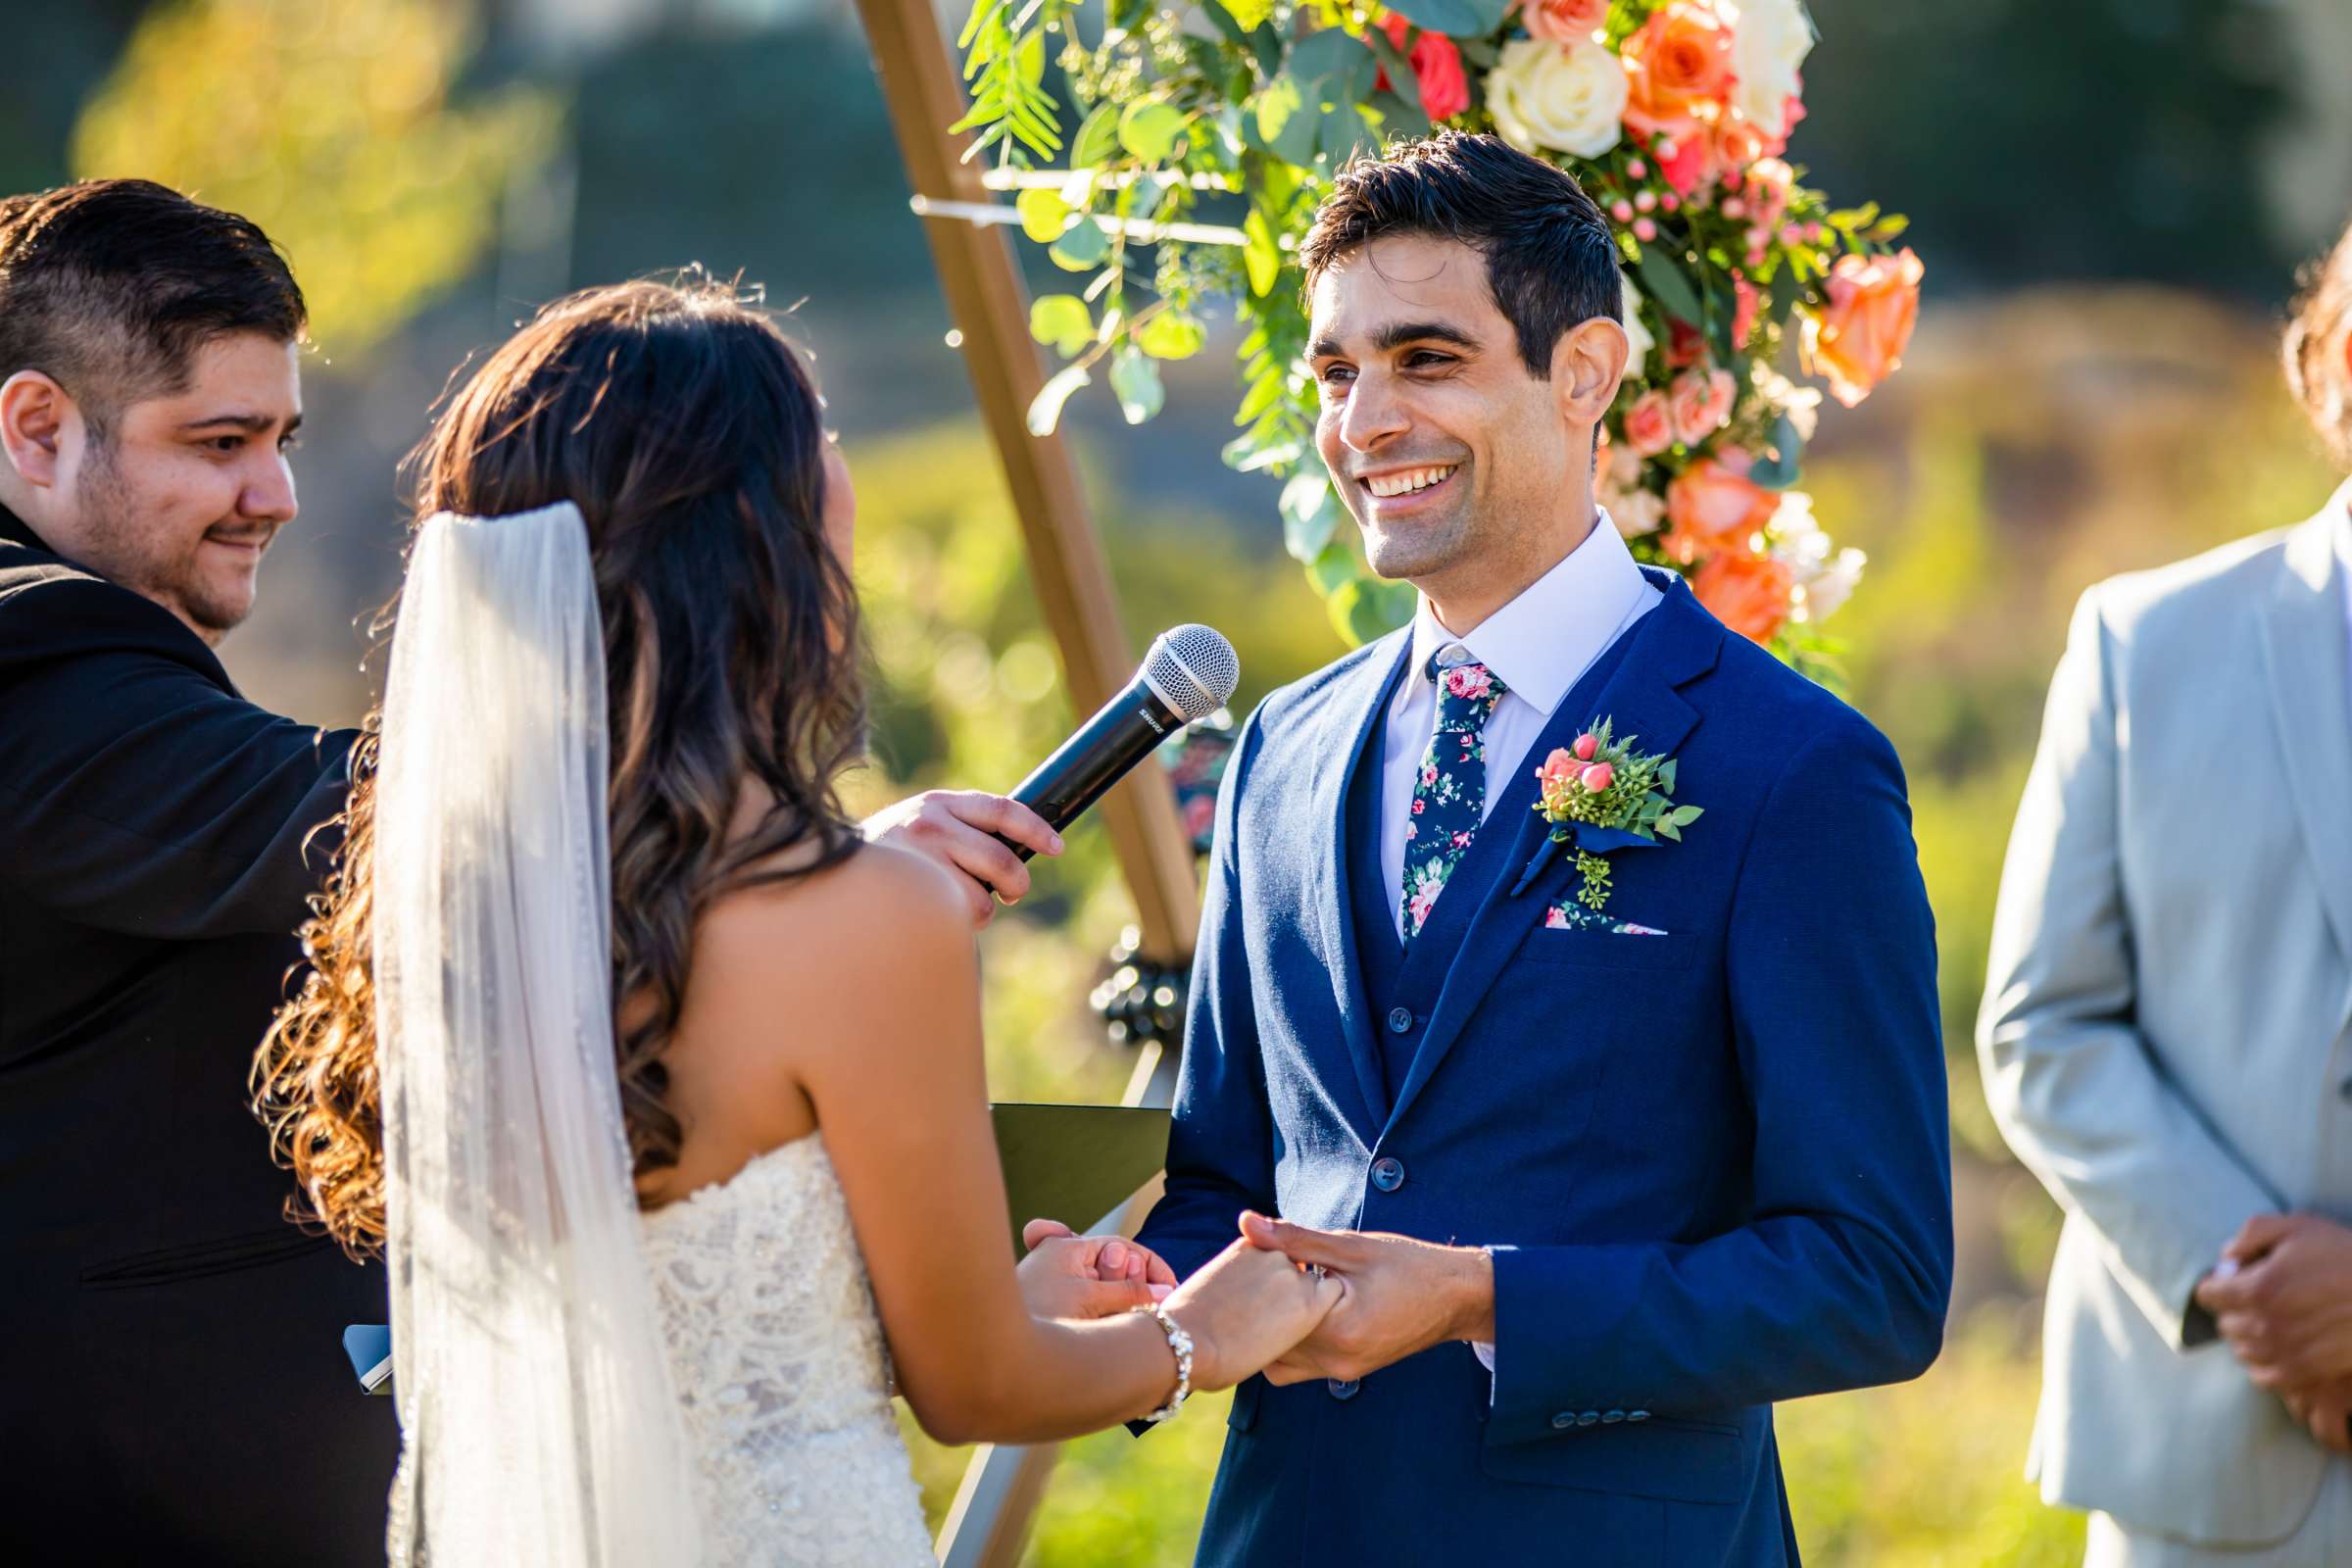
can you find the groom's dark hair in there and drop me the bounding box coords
[0,179,305,442]
[1301,130,1620,378]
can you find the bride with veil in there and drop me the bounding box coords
[250,276,1338,1565]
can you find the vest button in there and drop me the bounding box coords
[1387,1005,1414,1034]
[1370,1156,1405,1192]
[1328,1378,1360,1400]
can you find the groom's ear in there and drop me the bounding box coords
[1548,317,1630,434]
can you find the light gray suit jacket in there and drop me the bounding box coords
[1980,487,2352,1545]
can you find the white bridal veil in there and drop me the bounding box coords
[374,504,704,1565]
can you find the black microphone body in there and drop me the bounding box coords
[998,674,1187,861]
[993,624,1241,861]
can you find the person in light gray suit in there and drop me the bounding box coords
[1980,220,2352,1567]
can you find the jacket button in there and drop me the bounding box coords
[1387,1005,1414,1034]
[1601,1410,1625,1424]
[1328,1378,1360,1400]
[1577,1411,1600,1426]
[1627,1409,1649,1422]
[1370,1156,1405,1192]
[1550,1411,1575,1430]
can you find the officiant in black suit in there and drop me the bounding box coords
[0,178,1065,1563]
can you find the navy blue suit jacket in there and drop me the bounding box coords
[1136,572,1952,1565]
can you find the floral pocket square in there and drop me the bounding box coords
[1544,901,1669,937]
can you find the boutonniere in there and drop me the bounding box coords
[1520,718,1703,913]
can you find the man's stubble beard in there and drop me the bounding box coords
[75,439,251,644]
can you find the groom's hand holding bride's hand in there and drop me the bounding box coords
[860,791,1063,928]
[1237,1212,1494,1386]
[1016,1217,1176,1319]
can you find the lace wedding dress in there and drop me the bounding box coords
[639,1136,937,1567]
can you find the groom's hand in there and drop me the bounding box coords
[861,791,1063,927]
[1239,1213,1494,1385]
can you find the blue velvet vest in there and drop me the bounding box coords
[1345,627,1642,1111]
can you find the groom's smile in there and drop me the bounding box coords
[1306,229,1629,633]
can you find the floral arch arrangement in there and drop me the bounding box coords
[958,0,1920,669]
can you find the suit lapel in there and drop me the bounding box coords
[2260,503,2352,966]
[1382,578,1723,1135]
[1308,630,1417,1138]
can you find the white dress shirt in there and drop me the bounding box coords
[1378,511,1661,941]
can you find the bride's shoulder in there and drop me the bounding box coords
[697,839,972,983]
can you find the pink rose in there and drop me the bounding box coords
[1572,732,1598,761]
[1623,390,1674,457]
[1669,368,1736,445]
[1516,0,1607,43]
[1581,761,1615,793]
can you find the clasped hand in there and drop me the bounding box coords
[1013,1212,1494,1392]
[2194,1212,2352,1453]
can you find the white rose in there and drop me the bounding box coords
[1610,490,1666,539]
[1487,38,1626,161]
[1725,0,1814,137]
[1619,272,1654,381]
[1803,547,1865,620]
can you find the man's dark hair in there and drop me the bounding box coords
[0,178,305,439]
[1301,131,1620,377]
[2285,218,2352,470]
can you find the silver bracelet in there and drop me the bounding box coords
[1132,1302,1194,1423]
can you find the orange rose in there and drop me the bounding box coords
[1662,451,1775,562]
[1692,549,1795,644]
[1805,247,1923,409]
[1517,0,1607,44]
[1621,3,1733,141]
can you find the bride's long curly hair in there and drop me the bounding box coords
[252,276,866,1260]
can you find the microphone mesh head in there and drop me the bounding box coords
[1146,624,1241,722]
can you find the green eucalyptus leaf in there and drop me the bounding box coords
[1656,758,1678,795]
[1655,818,1682,842]
[1108,346,1165,424]
[1016,187,1071,244]
[1136,310,1206,360]
[1028,294,1093,355]
[1048,217,1110,270]
[1287,29,1378,102]
[1747,412,1804,490]
[1317,101,1370,164]
[1254,74,1319,166]
[1216,0,1277,31]
[1671,805,1704,826]
[1363,27,1424,116]
[1027,364,1092,436]
[1305,538,1359,594]
[1243,208,1282,297]
[1635,247,1703,326]
[1119,101,1189,164]
[1069,103,1121,170]
[1377,0,1509,38]
[1279,468,1343,561]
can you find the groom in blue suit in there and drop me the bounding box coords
[1133,133,1951,1564]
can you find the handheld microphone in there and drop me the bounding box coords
[998,624,1241,861]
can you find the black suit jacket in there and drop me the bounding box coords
[0,505,396,1563]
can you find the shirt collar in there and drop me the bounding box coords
[1407,509,1650,718]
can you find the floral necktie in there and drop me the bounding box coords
[1398,656,1506,946]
